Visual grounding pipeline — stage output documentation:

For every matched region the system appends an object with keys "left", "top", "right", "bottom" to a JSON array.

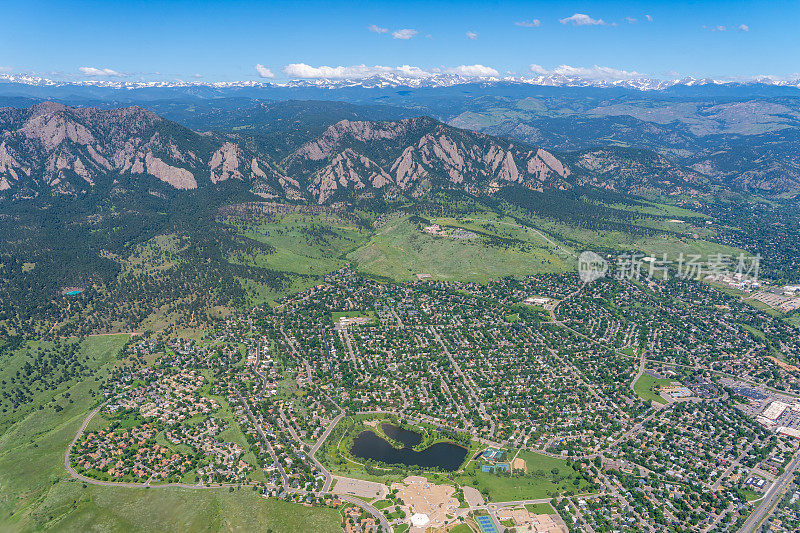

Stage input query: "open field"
[
  {"left": 343, "top": 200, "right": 749, "bottom": 287},
  {"left": 331, "top": 310, "right": 377, "bottom": 322},
  {"left": 632, "top": 374, "right": 673, "bottom": 405},
  {"left": 0, "top": 335, "right": 338, "bottom": 532},
  {"left": 226, "top": 212, "right": 369, "bottom": 276},
  {"left": 220, "top": 211, "right": 370, "bottom": 306},
  {"left": 348, "top": 215, "right": 572, "bottom": 283},
  {"left": 454, "top": 450, "right": 590, "bottom": 502}
]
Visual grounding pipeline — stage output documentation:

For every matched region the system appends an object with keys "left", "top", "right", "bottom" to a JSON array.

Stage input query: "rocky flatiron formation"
[
  {"left": 0, "top": 105, "right": 576, "bottom": 203},
  {"left": 0, "top": 102, "right": 297, "bottom": 198},
  {"left": 287, "top": 117, "right": 572, "bottom": 203},
  {"left": 1, "top": 102, "right": 718, "bottom": 204}
]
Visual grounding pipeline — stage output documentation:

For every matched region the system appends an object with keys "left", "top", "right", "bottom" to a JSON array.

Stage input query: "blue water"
[
  {"left": 65, "top": 290, "right": 82, "bottom": 296},
  {"left": 350, "top": 425, "right": 468, "bottom": 471}
]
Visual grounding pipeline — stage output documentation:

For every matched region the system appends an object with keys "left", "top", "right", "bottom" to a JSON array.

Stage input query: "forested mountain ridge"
[
  {"left": 3, "top": 79, "right": 800, "bottom": 197},
  {"left": 0, "top": 102, "right": 298, "bottom": 199},
  {"left": 0, "top": 103, "right": 716, "bottom": 205}
]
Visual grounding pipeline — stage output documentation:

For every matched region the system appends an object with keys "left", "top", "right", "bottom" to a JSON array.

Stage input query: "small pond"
[{"left": 350, "top": 423, "right": 467, "bottom": 471}]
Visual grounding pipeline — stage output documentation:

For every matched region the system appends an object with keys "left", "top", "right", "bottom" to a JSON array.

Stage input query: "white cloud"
[
  {"left": 368, "top": 24, "right": 388, "bottom": 34},
  {"left": 254, "top": 64, "right": 275, "bottom": 78},
  {"left": 559, "top": 13, "right": 606, "bottom": 26},
  {"left": 624, "top": 16, "right": 637, "bottom": 24},
  {"left": 392, "top": 28, "right": 418, "bottom": 40},
  {"left": 443, "top": 64, "right": 498, "bottom": 77},
  {"left": 705, "top": 24, "right": 748, "bottom": 32},
  {"left": 282, "top": 63, "right": 429, "bottom": 79},
  {"left": 192, "top": 73, "right": 203, "bottom": 78},
  {"left": 465, "top": 31, "right": 478, "bottom": 40},
  {"left": 281, "top": 63, "right": 498, "bottom": 80},
  {"left": 530, "top": 64, "right": 645, "bottom": 81},
  {"left": 78, "top": 67, "right": 121, "bottom": 77},
  {"left": 645, "top": 14, "right": 653, "bottom": 22},
  {"left": 515, "top": 19, "right": 541, "bottom": 28}
]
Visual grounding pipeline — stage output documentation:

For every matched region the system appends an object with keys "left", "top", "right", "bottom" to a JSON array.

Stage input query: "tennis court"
[{"left": 476, "top": 514, "right": 498, "bottom": 533}]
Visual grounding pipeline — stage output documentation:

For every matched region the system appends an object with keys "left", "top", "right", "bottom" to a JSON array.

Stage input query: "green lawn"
[
  {"left": 372, "top": 499, "right": 392, "bottom": 509},
  {"left": 633, "top": 373, "right": 673, "bottom": 405},
  {"left": 449, "top": 524, "right": 474, "bottom": 533},
  {"left": 454, "top": 450, "right": 590, "bottom": 502},
  {"left": 331, "top": 310, "right": 376, "bottom": 323},
  {"left": 0, "top": 335, "right": 338, "bottom": 532},
  {"left": 525, "top": 502, "right": 557, "bottom": 514},
  {"left": 741, "top": 489, "right": 763, "bottom": 502}
]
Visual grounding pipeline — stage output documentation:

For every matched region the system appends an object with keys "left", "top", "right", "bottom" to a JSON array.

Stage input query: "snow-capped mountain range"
[{"left": 2, "top": 72, "right": 799, "bottom": 92}]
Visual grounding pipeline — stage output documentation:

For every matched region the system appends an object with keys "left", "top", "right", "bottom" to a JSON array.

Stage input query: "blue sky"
[{"left": 1, "top": 0, "right": 798, "bottom": 82}]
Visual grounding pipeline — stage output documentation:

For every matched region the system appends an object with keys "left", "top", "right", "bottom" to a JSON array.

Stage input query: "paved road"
[
  {"left": 338, "top": 494, "right": 392, "bottom": 532},
  {"left": 739, "top": 449, "right": 800, "bottom": 532},
  {"left": 236, "top": 391, "right": 290, "bottom": 486},
  {"left": 390, "top": 307, "right": 405, "bottom": 328},
  {"left": 429, "top": 326, "right": 496, "bottom": 436},
  {"left": 251, "top": 341, "right": 269, "bottom": 394},
  {"left": 713, "top": 442, "right": 754, "bottom": 491},
  {"left": 310, "top": 412, "right": 344, "bottom": 493},
  {"left": 568, "top": 498, "right": 597, "bottom": 533}
]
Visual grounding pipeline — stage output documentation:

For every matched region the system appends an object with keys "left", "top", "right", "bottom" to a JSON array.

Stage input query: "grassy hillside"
[
  {"left": 348, "top": 215, "right": 573, "bottom": 283},
  {"left": 216, "top": 198, "right": 751, "bottom": 290},
  {"left": 0, "top": 335, "right": 339, "bottom": 533},
  {"left": 225, "top": 212, "right": 369, "bottom": 276},
  {"left": 2, "top": 192, "right": 762, "bottom": 340}
]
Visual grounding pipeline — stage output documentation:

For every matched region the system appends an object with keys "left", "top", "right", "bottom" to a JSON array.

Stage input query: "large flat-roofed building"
[
  {"left": 763, "top": 401, "right": 791, "bottom": 421},
  {"left": 778, "top": 426, "right": 800, "bottom": 439}
]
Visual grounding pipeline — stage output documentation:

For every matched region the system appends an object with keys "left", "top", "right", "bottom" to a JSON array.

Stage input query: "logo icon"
[{"left": 578, "top": 251, "right": 608, "bottom": 283}]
